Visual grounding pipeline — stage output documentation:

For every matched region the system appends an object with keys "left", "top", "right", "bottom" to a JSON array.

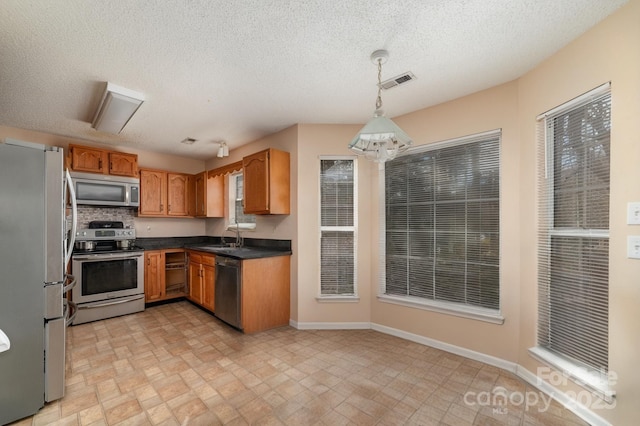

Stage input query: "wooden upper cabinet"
[
  {"left": 167, "top": 173, "right": 190, "bottom": 216},
  {"left": 243, "top": 148, "right": 290, "bottom": 214},
  {"left": 139, "top": 169, "right": 193, "bottom": 217},
  {"left": 139, "top": 169, "right": 167, "bottom": 216},
  {"left": 69, "top": 144, "right": 138, "bottom": 177},
  {"left": 194, "top": 171, "right": 207, "bottom": 217},
  {"left": 191, "top": 170, "right": 224, "bottom": 218},
  {"left": 109, "top": 152, "right": 138, "bottom": 177},
  {"left": 69, "top": 144, "right": 108, "bottom": 174}
]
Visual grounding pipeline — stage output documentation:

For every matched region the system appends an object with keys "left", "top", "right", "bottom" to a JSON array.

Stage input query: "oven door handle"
[
  {"left": 72, "top": 253, "right": 144, "bottom": 261},
  {"left": 76, "top": 294, "right": 145, "bottom": 309}
]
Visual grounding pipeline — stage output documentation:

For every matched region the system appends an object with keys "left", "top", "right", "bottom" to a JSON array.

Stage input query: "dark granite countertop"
[
  {"left": 135, "top": 236, "right": 292, "bottom": 260},
  {"left": 186, "top": 245, "right": 291, "bottom": 260}
]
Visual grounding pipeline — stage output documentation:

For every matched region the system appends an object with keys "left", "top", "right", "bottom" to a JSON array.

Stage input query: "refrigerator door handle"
[
  {"left": 65, "top": 300, "right": 77, "bottom": 327},
  {"left": 64, "top": 169, "right": 77, "bottom": 269},
  {"left": 63, "top": 274, "right": 76, "bottom": 293}
]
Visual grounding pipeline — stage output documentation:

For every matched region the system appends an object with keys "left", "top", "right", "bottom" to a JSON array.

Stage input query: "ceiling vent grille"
[{"left": 380, "top": 72, "right": 416, "bottom": 90}]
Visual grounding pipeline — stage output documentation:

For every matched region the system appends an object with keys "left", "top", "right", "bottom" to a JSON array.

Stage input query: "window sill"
[
  {"left": 377, "top": 294, "right": 504, "bottom": 324},
  {"left": 316, "top": 295, "right": 360, "bottom": 303},
  {"left": 226, "top": 223, "right": 256, "bottom": 231},
  {"left": 528, "top": 346, "right": 615, "bottom": 403}
]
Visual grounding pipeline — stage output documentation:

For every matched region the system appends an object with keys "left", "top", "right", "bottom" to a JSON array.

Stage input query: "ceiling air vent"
[{"left": 380, "top": 71, "right": 416, "bottom": 90}]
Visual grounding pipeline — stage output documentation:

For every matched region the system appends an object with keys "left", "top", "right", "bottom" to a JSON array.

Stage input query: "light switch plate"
[
  {"left": 627, "top": 202, "right": 640, "bottom": 224},
  {"left": 627, "top": 236, "right": 640, "bottom": 259}
]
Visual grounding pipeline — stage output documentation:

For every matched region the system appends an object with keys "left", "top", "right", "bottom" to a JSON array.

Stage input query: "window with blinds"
[
  {"left": 320, "top": 158, "right": 356, "bottom": 296},
  {"left": 229, "top": 172, "right": 256, "bottom": 228},
  {"left": 383, "top": 131, "right": 500, "bottom": 313},
  {"left": 536, "top": 85, "right": 611, "bottom": 375}
]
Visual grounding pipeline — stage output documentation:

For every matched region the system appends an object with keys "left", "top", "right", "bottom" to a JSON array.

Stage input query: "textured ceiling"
[{"left": 0, "top": 0, "right": 628, "bottom": 160}]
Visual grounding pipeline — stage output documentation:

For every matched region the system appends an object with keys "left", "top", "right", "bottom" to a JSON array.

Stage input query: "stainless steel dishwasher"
[{"left": 214, "top": 256, "right": 242, "bottom": 330}]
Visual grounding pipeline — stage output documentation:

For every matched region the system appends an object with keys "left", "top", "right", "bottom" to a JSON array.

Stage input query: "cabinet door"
[
  {"left": 70, "top": 145, "right": 107, "bottom": 174},
  {"left": 139, "top": 169, "right": 167, "bottom": 216},
  {"left": 194, "top": 171, "right": 206, "bottom": 217},
  {"left": 188, "top": 262, "right": 202, "bottom": 304},
  {"left": 144, "top": 251, "right": 164, "bottom": 302},
  {"left": 187, "top": 174, "right": 196, "bottom": 217},
  {"left": 109, "top": 152, "right": 138, "bottom": 177},
  {"left": 243, "top": 150, "right": 270, "bottom": 214},
  {"left": 206, "top": 173, "right": 225, "bottom": 217},
  {"left": 202, "top": 263, "right": 215, "bottom": 311},
  {"left": 242, "top": 149, "right": 290, "bottom": 215},
  {"left": 167, "top": 173, "right": 189, "bottom": 216}
]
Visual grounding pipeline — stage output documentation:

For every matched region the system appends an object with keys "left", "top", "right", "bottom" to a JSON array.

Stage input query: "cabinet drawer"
[
  {"left": 188, "top": 252, "right": 202, "bottom": 264},
  {"left": 201, "top": 254, "right": 215, "bottom": 266}
]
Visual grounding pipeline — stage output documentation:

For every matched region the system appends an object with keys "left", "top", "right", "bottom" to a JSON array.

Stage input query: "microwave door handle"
[{"left": 64, "top": 169, "right": 78, "bottom": 269}]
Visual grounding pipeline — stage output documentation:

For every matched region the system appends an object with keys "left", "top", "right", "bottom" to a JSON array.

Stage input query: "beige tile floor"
[{"left": 11, "top": 301, "right": 589, "bottom": 426}]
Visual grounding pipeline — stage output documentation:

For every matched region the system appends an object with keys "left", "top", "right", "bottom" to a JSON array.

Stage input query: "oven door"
[{"left": 72, "top": 251, "right": 144, "bottom": 304}]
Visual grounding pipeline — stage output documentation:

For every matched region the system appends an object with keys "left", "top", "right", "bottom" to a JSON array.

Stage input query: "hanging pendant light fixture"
[{"left": 348, "top": 49, "right": 413, "bottom": 163}]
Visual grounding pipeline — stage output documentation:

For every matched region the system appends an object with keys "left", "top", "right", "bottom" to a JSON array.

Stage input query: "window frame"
[
  {"left": 377, "top": 130, "right": 503, "bottom": 324},
  {"left": 531, "top": 83, "right": 614, "bottom": 401},
  {"left": 227, "top": 171, "right": 256, "bottom": 231},
  {"left": 317, "top": 156, "right": 359, "bottom": 301}
]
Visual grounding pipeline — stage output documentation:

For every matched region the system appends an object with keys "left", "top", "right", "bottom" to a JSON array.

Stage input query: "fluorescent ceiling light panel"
[{"left": 92, "top": 82, "right": 144, "bottom": 134}]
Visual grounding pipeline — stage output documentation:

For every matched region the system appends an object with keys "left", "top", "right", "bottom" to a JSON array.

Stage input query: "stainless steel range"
[{"left": 71, "top": 221, "right": 144, "bottom": 325}]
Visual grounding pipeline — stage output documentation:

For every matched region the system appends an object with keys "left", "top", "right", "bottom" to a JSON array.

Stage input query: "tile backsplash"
[{"left": 76, "top": 206, "right": 136, "bottom": 229}]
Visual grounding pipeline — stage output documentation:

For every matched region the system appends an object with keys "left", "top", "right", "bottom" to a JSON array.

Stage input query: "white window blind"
[
  {"left": 383, "top": 131, "right": 500, "bottom": 312},
  {"left": 536, "top": 85, "right": 611, "bottom": 374},
  {"left": 228, "top": 173, "right": 255, "bottom": 229},
  {"left": 320, "top": 158, "right": 356, "bottom": 296}
]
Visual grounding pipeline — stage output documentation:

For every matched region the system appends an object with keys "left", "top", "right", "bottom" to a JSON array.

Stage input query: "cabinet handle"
[
  {"left": 147, "top": 258, "right": 150, "bottom": 266},
  {"left": 99, "top": 158, "right": 103, "bottom": 169}
]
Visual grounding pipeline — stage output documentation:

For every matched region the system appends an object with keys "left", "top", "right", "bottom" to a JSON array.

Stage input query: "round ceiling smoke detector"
[{"left": 370, "top": 49, "right": 389, "bottom": 65}]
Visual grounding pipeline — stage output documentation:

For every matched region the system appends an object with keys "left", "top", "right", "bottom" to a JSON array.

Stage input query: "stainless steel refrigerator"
[{"left": 0, "top": 139, "right": 77, "bottom": 425}]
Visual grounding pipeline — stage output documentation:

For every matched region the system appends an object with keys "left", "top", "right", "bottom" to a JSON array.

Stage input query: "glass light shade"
[{"left": 348, "top": 109, "right": 412, "bottom": 163}]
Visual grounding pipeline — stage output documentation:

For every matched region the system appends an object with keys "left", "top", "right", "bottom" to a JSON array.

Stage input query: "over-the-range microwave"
[{"left": 70, "top": 171, "right": 139, "bottom": 207}]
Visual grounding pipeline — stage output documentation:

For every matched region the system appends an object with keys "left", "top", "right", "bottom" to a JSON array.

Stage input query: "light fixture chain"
[{"left": 375, "top": 59, "right": 383, "bottom": 110}]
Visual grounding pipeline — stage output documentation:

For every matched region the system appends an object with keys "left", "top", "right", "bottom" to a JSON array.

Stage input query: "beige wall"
[
  {"left": 295, "top": 123, "right": 373, "bottom": 324},
  {"left": 370, "top": 81, "right": 522, "bottom": 362},
  {"left": 516, "top": 1, "right": 640, "bottom": 423},
  {"left": 362, "top": 1, "right": 639, "bottom": 423}
]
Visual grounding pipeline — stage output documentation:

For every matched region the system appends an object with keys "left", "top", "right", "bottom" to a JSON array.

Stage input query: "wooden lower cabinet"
[
  {"left": 144, "top": 249, "right": 187, "bottom": 302},
  {"left": 144, "top": 251, "right": 164, "bottom": 302},
  {"left": 242, "top": 255, "right": 290, "bottom": 333},
  {"left": 185, "top": 250, "right": 290, "bottom": 333},
  {"left": 187, "top": 251, "right": 215, "bottom": 311}
]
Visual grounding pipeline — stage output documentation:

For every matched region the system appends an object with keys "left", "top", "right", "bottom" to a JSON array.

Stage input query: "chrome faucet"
[
  {"left": 234, "top": 225, "right": 243, "bottom": 248},
  {"left": 224, "top": 225, "right": 243, "bottom": 248}
]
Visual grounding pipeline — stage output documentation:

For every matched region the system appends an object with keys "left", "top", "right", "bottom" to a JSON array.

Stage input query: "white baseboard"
[
  {"left": 289, "top": 319, "right": 371, "bottom": 330},
  {"left": 290, "top": 319, "right": 611, "bottom": 426},
  {"left": 515, "top": 366, "right": 611, "bottom": 426},
  {"left": 370, "top": 323, "right": 518, "bottom": 373}
]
